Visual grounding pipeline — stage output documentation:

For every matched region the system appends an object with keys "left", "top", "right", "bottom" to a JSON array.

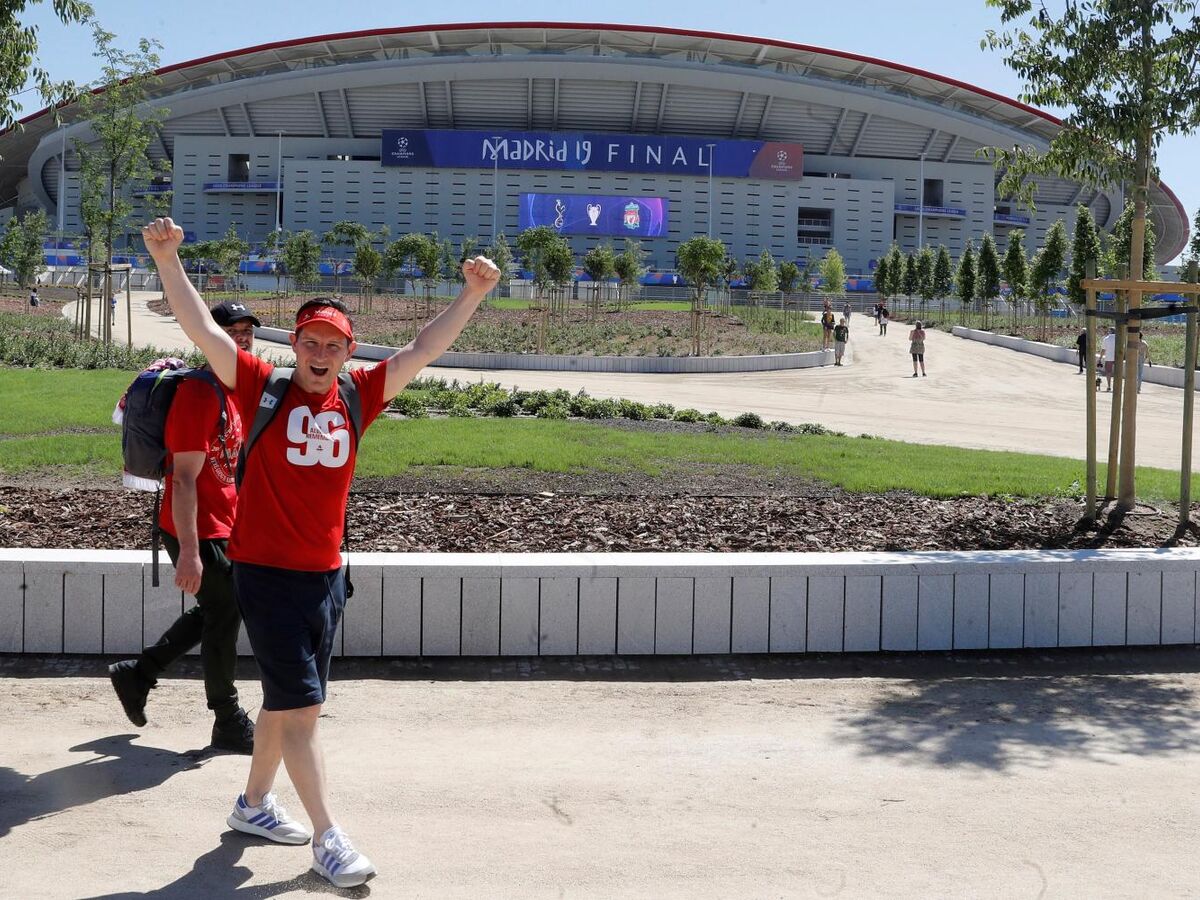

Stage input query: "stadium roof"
[{"left": 3, "top": 22, "right": 1188, "bottom": 260}]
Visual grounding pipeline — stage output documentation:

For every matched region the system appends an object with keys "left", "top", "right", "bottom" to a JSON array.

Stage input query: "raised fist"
[
  {"left": 141, "top": 217, "right": 185, "bottom": 259},
  {"left": 461, "top": 255, "right": 501, "bottom": 294}
]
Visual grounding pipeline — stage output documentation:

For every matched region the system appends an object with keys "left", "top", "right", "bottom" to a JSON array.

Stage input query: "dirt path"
[
  {"left": 3, "top": 651, "right": 1200, "bottom": 898},
  {"left": 109, "top": 296, "right": 1200, "bottom": 470}
]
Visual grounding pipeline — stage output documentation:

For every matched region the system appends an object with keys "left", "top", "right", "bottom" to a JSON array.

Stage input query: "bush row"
[
  {"left": 0, "top": 329, "right": 204, "bottom": 370},
  {"left": 389, "top": 378, "right": 845, "bottom": 435}
]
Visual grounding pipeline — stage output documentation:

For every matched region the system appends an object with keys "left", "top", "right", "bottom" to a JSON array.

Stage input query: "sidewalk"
[{"left": 4, "top": 652, "right": 1200, "bottom": 898}]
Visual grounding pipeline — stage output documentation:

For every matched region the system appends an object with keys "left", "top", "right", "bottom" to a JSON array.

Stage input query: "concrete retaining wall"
[
  {"left": 3, "top": 548, "right": 1198, "bottom": 656},
  {"left": 952, "top": 326, "right": 1189, "bottom": 388},
  {"left": 256, "top": 327, "right": 833, "bottom": 373}
]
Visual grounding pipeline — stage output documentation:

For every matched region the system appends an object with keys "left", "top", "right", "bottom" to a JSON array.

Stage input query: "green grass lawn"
[
  {"left": 0, "top": 367, "right": 1191, "bottom": 501},
  {"left": 485, "top": 297, "right": 692, "bottom": 312}
]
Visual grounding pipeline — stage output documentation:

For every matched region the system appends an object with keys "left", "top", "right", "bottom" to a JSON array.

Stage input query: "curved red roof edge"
[{"left": 16, "top": 21, "right": 1061, "bottom": 130}]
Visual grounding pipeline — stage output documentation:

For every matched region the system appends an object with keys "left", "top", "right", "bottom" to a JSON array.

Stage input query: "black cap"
[{"left": 210, "top": 301, "right": 261, "bottom": 328}]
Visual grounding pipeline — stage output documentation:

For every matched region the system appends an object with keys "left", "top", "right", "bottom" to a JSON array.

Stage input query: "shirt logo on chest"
[{"left": 285, "top": 407, "right": 350, "bottom": 468}]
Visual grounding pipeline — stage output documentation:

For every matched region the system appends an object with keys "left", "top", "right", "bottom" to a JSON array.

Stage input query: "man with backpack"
[
  {"left": 141, "top": 216, "right": 500, "bottom": 889},
  {"left": 108, "top": 301, "right": 262, "bottom": 755}
]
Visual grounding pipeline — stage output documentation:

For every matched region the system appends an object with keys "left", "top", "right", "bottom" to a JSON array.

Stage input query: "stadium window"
[
  {"left": 227, "top": 154, "right": 250, "bottom": 183},
  {"left": 923, "top": 179, "right": 944, "bottom": 207}
]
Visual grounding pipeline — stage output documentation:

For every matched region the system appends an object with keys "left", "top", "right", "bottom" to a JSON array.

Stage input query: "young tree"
[
  {"left": 1, "top": 1, "right": 93, "bottom": 133},
  {"left": 873, "top": 253, "right": 891, "bottom": 304},
  {"left": 1109, "top": 199, "right": 1157, "bottom": 281},
  {"left": 282, "top": 229, "right": 320, "bottom": 296},
  {"left": 902, "top": 251, "right": 919, "bottom": 315},
  {"left": 581, "top": 242, "right": 617, "bottom": 313},
  {"left": 385, "top": 233, "right": 430, "bottom": 297},
  {"left": 1030, "top": 221, "right": 1069, "bottom": 341},
  {"left": 984, "top": 0, "right": 1200, "bottom": 510},
  {"left": 885, "top": 244, "right": 906, "bottom": 302},
  {"left": 76, "top": 24, "right": 169, "bottom": 343},
  {"left": 213, "top": 225, "right": 249, "bottom": 298},
  {"left": 262, "top": 228, "right": 287, "bottom": 295},
  {"left": 485, "top": 232, "right": 514, "bottom": 285},
  {"left": 322, "top": 221, "right": 369, "bottom": 296},
  {"left": 1002, "top": 229, "right": 1030, "bottom": 326},
  {"left": 1067, "top": 207, "right": 1103, "bottom": 308},
  {"left": 820, "top": 248, "right": 847, "bottom": 298},
  {"left": 613, "top": 238, "right": 647, "bottom": 307},
  {"left": 676, "top": 236, "right": 727, "bottom": 355},
  {"left": 353, "top": 243, "right": 383, "bottom": 312},
  {"left": 414, "top": 231, "right": 445, "bottom": 309},
  {"left": 955, "top": 242, "right": 977, "bottom": 326},
  {"left": 0, "top": 208, "right": 48, "bottom": 291},
  {"left": 753, "top": 249, "right": 779, "bottom": 293},
  {"left": 779, "top": 260, "right": 800, "bottom": 293},
  {"left": 516, "top": 225, "right": 570, "bottom": 301},
  {"left": 916, "top": 246, "right": 935, "bottom": 319},
  {"left": 1188, "top": 206, "right": 1200, "bottom": 266},
  {"left": 933, "top": 245, "right": 954, "bottom": 323},
  {"left": 976, "top": 233, "right": 1002, "bottom": 330}
]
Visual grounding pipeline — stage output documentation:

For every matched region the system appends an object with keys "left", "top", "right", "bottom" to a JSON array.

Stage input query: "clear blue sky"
[{"left": 17, "top": 0, "right": 1199, "bottom": 261}]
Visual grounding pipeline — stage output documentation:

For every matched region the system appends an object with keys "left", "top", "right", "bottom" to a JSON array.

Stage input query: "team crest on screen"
[{"left": 623, "top": 202, "right": 640, "bottom": 230}]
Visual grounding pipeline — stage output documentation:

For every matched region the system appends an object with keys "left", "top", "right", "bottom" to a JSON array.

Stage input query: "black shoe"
[
  {"left": 211, "top": 708, "right": 255, "bottom": 754},
  {"left": 108, "top": 659, "right": 150, "bottom": 727}
]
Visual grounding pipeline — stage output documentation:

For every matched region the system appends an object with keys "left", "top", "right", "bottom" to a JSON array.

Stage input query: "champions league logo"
[
  {"left": 391, "top": 136, "right": 415, "bottom": 162},
  {"left": 769, "top": 148, "right": 795, "bottom": 175},
  {"left": 623, "top": 202, "right": 641, "bottom": 230}
]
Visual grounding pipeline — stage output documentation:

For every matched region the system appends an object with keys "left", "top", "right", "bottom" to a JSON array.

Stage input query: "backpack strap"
[
  {"left": 235, "top": 367, "right": 294, "bottom": 489},
  {"left": 335, "top": 372, "right": 362, "bottom": 599}
]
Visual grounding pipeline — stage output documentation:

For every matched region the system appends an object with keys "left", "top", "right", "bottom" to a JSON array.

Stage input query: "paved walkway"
[
  {"left": 5, "top": 652, "right": 1200, "bottom": 898},
  {"left": 110, "top": 294, "right": 1199, "bottom": 471}
]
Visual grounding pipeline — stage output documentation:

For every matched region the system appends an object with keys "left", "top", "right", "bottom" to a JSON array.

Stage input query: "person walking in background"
[
  {"left": 842, "top": 299, "right": 853, "bottom": 325},
  {"left": 1099, "top": 326, "right": 1117, "bottom": 391},
  {"left": 109, "top": 302, "right": 262, "bottom": 755},
  {"left": 1135, "top": 336, "right": 1153, "bottom": 393},
  {"left": 909, "top": 320, "right": 927, "bottom": 377},
  {"left": 833, "top": 317, "right": 849, "bottom": 366},
  {"left": 1075, "top": 327, "right": 1088, "bottom": 374},
  {"left": 878, "top": 303, "right": 889, "bottom": 336},
  {"left": 820, "top": 301, "right": 836, "bottom": 350},
  {"left": 28, "top": 286, "right": 39, "bottom": 308}
]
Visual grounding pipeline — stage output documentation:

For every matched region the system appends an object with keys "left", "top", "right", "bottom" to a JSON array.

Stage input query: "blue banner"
[
  {"left": 519, "top": 193, "right": 669, "bottom": 238},
  {"left": 895, "top": 203, "right": 968, "bottom": 218},
  {"left": 203, "top": 181, "right": 280, "bottom": 193},
  {"left": 383, "top": 129, "right": 802, "bottom": 180}
]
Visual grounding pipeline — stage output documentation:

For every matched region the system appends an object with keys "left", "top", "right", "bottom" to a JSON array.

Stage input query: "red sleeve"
[
  {"left": 164, "top": 379, "right": 221, "bottom": 453},
  {"left": 234, "top": 348, "right": 273, "bottom": 423},
  {"left": 350, "top": 361, "right": 390, "bottom": 432}
]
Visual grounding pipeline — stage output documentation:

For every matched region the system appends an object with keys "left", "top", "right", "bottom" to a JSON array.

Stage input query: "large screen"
[
  {"left": 518, "top": 193, "right": 669, "bottom": 238},
  {"left": 382, "top": 129, "right": 802, "bottom": 180}
]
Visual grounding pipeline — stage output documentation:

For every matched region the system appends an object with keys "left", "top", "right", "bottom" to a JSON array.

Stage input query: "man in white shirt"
[{"left": 1098, "top": 326, "right": 1118, "bottom": 391}]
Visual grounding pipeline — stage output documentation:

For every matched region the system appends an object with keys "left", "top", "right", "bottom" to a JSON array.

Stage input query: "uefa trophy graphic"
[{"left": 586, "top": 202, "right": 602, "bottom": 226}]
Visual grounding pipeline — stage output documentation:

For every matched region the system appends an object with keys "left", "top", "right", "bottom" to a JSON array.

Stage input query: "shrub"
[
  {"left": 483, "top": 394, "right": 520, "bottom": 417},
  {"left": 521, "top": 390, "right": 553, "bottom": 414},
  {"left": 390, "top": 392, "right": 428, "bottom": 418},
  {"left": 703, "top": 411, "right": 727, "bottom": 426},
  {"left": 732, "top": 411, "right": 765, "bottom": 429},
  {"left": 650, "top": 402, "right": 675, "bottom": 419},
  {"left": 769, "top": 420, "right": 796, "bottom": 433},
  {"left": 536, "top": 400, "right": 570, "bottom": 419},
  {"left": 673, "top": 408, "right": 703, "bottom": 423},
  {"left": 618, "top": 398, "right": 652, "bottom": 421}
]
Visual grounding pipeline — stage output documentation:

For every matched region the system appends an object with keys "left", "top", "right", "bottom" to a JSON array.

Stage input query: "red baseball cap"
[{"left": 295, "top": 305, "right": 354, "bottom": 342}]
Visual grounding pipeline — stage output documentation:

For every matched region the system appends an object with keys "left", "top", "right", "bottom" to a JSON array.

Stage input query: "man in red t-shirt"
[
  {"left": 108, "top": 302, "right": 260, "bottom": 754},
  {"left": 142, "top": 216, "right": 499, "bottom": 890}
]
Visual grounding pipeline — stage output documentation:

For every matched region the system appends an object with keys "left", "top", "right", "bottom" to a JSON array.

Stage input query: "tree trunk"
[{"left": 1117, "top": 123, "right": 1153, "bottom": 511}]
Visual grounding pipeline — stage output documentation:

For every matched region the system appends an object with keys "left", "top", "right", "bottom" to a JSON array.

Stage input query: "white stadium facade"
[{"left": 0, "top": 21, "right": 1189, "bottom": 278}]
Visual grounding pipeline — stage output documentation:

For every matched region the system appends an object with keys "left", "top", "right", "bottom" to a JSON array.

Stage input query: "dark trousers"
[{"left": 137, "top": 533, "right": 241, "bottom": 719}]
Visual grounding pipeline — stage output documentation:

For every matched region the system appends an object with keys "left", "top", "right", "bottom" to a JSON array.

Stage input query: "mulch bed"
[{"left": 2, "top": 480, "right": 1195, "bottom": 553}]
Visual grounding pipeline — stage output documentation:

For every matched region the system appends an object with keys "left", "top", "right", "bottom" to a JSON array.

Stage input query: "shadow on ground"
[
  {"left": 837, "top": 670, "right": 1200, "bottom": 771},
  {"left": 0, "top": 734, "right": 211, "bottom": 840},
  {"left": 78, "top": 832, "right": 371, "bottom": 899}
]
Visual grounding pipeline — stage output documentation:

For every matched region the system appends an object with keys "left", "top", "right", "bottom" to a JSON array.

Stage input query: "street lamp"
[
  {"left": 492, "top": 135, "right": 504, "bottom": 244},
  {"left": 918, "top": 152, "right": 926, "bottom": 248},
  {"left": 705, "top": 143, "right": 717, "bottom": 238},
  {"left": 275, "top": 130, "right": 284, "bottom": 231}
]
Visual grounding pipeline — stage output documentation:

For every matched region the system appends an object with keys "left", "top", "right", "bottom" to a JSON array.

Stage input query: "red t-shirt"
[
  {"left": 227, "top": 349, "right": 388, "bottom": 572},
  {"left": 160, "top": 375, "right": 243, "bottom": 540}
]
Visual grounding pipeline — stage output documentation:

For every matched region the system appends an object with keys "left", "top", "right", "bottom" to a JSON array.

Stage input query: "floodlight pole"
[
  {"left": 275, "top": 130, "right": 284, "bottom": 230},
  {"left": 1181, "top": 259, "right": 1199, "bottom": 528},
  {"left": 705, "top": 143, "right": 716, "bottom": 238},
  {"left": 917, "top": 153, "right": 925, "bottom": 248},
  {"left": 1085, "top": 261, "right": 1098, "bottom": 521},
  {"left": 492, "top": 136, "right": 503, "bottom": 244}
]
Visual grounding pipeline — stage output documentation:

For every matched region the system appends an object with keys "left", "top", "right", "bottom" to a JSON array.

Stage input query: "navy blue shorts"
[{"left": 231, "top": 562, "right": 346, "bottom": 711}]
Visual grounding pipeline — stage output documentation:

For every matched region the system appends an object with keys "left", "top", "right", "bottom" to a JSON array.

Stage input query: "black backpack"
[
  {"left": 119, "top": 363, "right": 233, "bottom": 585},
  {"left": 237, "top": 367, "right": 364, "bottom": 595}
]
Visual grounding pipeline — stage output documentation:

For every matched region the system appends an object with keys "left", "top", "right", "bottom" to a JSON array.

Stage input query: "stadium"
[{"left": 0, "top": 21, "right": 1189, "bottom": 278}]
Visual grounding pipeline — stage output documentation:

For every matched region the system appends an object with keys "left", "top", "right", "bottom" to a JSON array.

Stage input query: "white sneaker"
[
  {"left": 227, "top": 792, "right": 312, "bottom": 845},
  {"left": 312, "top": 826, "right": 377, "bottom": 888}
]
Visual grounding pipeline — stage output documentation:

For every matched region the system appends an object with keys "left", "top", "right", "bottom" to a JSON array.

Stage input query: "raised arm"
[
  {"left": 142, "top": 218, "right": 238, "bottom": 388},
  {"left": 382, "top": 255, "right": 500, "bottom": 400}
]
